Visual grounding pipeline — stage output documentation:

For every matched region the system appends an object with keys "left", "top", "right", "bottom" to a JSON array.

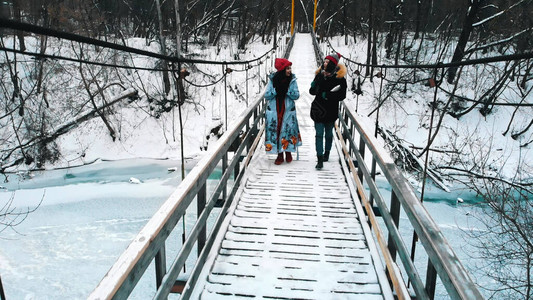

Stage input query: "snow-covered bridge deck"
[
  {"left": 193, "top": 128, "right": 392, "bottom": 299},
  {"left": 190, "top": 34, "right": 392, "bottom": 299}
]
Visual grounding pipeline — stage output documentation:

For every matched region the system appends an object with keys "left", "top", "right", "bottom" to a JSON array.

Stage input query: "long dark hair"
[{"left": 272, "top": 70, "right": 290, "bottom": 97}]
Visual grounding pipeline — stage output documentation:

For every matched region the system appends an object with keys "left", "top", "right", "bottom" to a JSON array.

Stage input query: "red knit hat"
[
  {"left": 325, "top": 52, "right": 342, "bottom": 66},
  {"left": 275, "top": 58, "right": 292, "bottom": 71}
]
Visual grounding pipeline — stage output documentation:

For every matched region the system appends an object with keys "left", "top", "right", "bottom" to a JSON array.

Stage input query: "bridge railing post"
[
  {"left": 358, "top": 135, "right": 366, "bottom": 183},
  {"left": 387, "top": 191, "right": 400, "bottom": 262},
  {"left": 0, "top": 275, "right": 5, "bottom": 300},
  {"left": 426, "top": 258, "right": 438, "bottom": 299},
  {"left": 155, "top": 246, "right": 167, "bottom": 288},
  {"left": 197, "top": 183, "right": 207, "bottom": 254},
  {"left": 223, "top": 154, "right": 228, "bottom": 201}
]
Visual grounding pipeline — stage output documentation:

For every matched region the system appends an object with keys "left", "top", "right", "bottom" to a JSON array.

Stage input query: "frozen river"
[
  {"left": 0, "top": 158, "right": 195, "bottom": 299},
  {"left": 0, "top": 159, "right": 489, "bottom": 299}
]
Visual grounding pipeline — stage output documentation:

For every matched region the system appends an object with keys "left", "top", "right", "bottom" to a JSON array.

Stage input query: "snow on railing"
[
  {"left": 335, "top": 101, "right": 484, "bottom": 300},
  {"left": 89, "top": 93, "right": 266, "bottom": 300}
]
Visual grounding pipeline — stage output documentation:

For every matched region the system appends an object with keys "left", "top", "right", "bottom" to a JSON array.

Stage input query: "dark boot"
[
  {"left": 285, "top": 152, "right": 293, "bottom": 163},
  {"left": 274, "top": 153, "right": 284, "bottom": 165},
  {"left": 315, "top": 155, "right": 324, "bottom": 170},
  {"left": 323, "top": 150, "right": 330, "bottom": 162}
]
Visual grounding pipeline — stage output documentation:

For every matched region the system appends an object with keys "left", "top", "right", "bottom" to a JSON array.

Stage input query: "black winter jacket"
[{"left": 309, "top": 64, "right": 347, "bottom": 123}]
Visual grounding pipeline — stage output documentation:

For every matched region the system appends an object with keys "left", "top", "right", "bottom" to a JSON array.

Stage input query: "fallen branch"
[
  {"left": 436, "top": 165, "right": 533, "bottom": 193},
  {"left": 381, "top": 128, "right": 451, "bottom": 192},
  {"left": 1, "top": 88, "right": 138, "bottom": 171}
]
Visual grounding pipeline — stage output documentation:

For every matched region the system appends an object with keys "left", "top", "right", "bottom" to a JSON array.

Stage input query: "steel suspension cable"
[
  {"left": 323, "top": 39, "right": 533, "bottom": 108},
  {"left": 0, "top": 18, "right": 274, "bottom": 66},
  {"left": 325, "top": 38, "right": 533, "bottom": 69}
]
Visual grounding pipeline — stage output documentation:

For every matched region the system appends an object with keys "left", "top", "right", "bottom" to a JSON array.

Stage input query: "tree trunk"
[
  {"left": 343, "top": 0, "right": 348, "bottom": 45},
  {"left": 395, "top": 22, "right": 404, "bottom": 65},
  {"left": 175, "top": 0, "right": 181, "bottom": 56},
  {"left": 13, "top": 0, "right": 25, "bottom": 52},
  {"left": 238, "top": 1, "right": 249, "bottom": 50},
  {"left": 447, "top": 0, "right": 481, "bottom": 84},
  {"left": 480, "top": 61, "right": 515, "bottom": 116},
  {"left": 1, "top": 38, "right": 23, "bottom": 107},
  {"left": 520, "top": 61, "right": 532, "bottom": 89},
  {"left": 372, "top": 28, "right": 378, "bottom": 70},
  {"left": 413, "top": 0, "right": 422, "bottom": 40},
  {"left": 36, "top": 34, "right": 48, "bottom": 95},
  {"left": 212, "top": 1, "right": 236, "bottom": 46},
  {"left": 273, "top": 0, "right": 279, "bottom": 48},
  {"left": 36, "top": 6, "right": 49, "bottom": 95},
  {"left": 2, "top": 89, "right": 138, "bottom": 171},
  {"left": 155, "top": 0, "right": 171, "bottom": 94},
  {"left": 260, "top": 5, "right": 274, "bottom": 44},
  {"left": 78, "top": 61, "right": 117, "bottom": 142},
  {"left": 352, "top": 14, "right": 357, "bottom": 44},
  {"left": 366, "top": 0, "right": 373, "bottom": 76}
]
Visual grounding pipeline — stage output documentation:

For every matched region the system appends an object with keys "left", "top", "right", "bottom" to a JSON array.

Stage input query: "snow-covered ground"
[{"left": 323, "top": 36, "right": 532, "bottom": 186}]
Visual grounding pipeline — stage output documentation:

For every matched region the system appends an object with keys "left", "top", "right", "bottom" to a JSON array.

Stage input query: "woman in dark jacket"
[{"left": 309, "top": 53, "right": 347, "bottom": 169}]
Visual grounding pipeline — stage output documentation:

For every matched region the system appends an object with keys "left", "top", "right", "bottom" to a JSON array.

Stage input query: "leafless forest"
[{"left": 1, "top": 1, "right": 532, "bottom": 298}]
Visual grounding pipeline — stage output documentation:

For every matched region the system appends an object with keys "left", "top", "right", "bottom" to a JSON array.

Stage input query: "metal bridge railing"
[
  {"left": 88, "top": 33, "right": 296, "bottom": 300},
  {"left": 335, "top": 101, "right": 484, "bottom": 300},
  {"left": 309, "top": 27, "right": 482, "bottom": 299},
  {"left": 89, "top": 95, "right": 266, "bottom": 300}
]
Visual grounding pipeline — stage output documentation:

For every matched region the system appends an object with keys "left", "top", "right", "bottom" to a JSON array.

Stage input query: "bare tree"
[
  {"left": 452, "top": 151, "right": 532, "bottom": 299},
  {"left": 447, "top": 0, "right": 531, "bottom": 84},
  {"left": 1, "top": 192, "right": 43, "bottom": 236}
]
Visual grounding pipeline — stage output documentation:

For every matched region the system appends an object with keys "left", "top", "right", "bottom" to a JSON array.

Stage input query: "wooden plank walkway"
[{"left": 191, "top": 34, "right": 393, "bottom": 300}]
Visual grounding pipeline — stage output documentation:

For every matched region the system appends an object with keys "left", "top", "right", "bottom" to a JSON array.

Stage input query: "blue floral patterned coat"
[{"left": 264, "top": 72, "right": 302, "bottom": 154}]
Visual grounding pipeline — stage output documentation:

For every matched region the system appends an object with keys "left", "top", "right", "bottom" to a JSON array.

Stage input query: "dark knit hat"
[
  {"left": 324, "top": 52, "right": 341, "bottom": 72},
  {"left": 275, "top": 58, "right": 292, "bottom": 71}
]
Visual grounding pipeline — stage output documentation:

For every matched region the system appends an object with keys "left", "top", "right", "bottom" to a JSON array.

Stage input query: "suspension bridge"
[
  {"left": 84, "top": 33, "right": 483, "bottom": 300},
  {"left": 8, "top": 14, "right": 531, "bottom": 300},
  {"left": 1, "top": 4, "right": 533, "bottom": 296}
]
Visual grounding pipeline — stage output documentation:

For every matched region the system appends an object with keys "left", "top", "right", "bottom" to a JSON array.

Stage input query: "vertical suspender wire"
[
  {"left": 246, "top": 62, "right": 249, "bottom": 106},
  {"left": 366, "top": 0, "right": 373, "bottom": 77},
  {"left": 374, "top": 66, "right": 384, "bottom": 138},
  {"left": 222, "top": 63, "right": 229, "bottom": 203},
  {"left": 258, "top": 58, "right": 261, "bottom": 93},
  {"left": 265, "top": 56, "right": 268, "bottom": 87},
  {"left": 370, "top": 66, "right": 385, "bottom": 208},
  {"left": 420, "top": 66, "right": 442, "bottom": 204},
  {"left": 408, "top": 63, "right": 443, "bottom": 287},
  {"left": 177, "top": 62, "right": 186, "bottom": 181},
  {"left": 355, "top": 66, "right": 362, "bottom": 112},
  {"left": 172, "top": 76, "right": 176, "bottom": 143},
  {"left": 271, "top": 48, "right": 273, "bottom": 73},
  {"left": 176, "top": 62, "right": 186, "bottom": 273},
  {"left": 224, "top": 63, "right": 228, "bottom": 130}
]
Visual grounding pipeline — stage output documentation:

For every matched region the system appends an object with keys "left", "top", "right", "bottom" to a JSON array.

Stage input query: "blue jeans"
[{"left": 314, "top": 122, "right": 334, "bottom": 156}]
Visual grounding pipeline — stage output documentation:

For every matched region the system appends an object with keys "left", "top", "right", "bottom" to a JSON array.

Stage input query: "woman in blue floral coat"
[{"left": 264, "top": 58, "right": 302, "bottom": 165}]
